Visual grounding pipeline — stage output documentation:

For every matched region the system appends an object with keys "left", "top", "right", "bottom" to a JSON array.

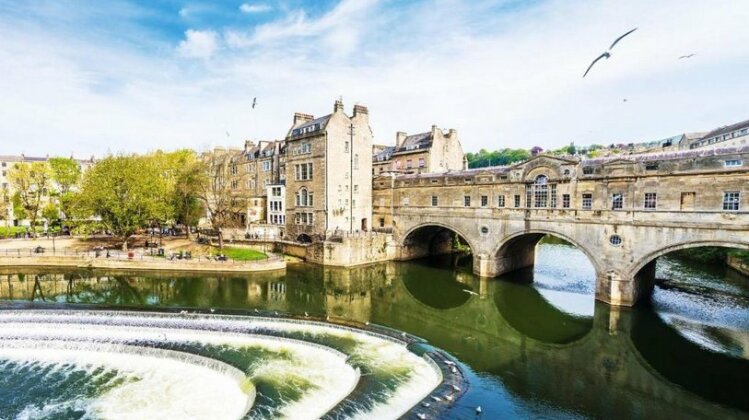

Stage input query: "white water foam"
[
  {"left": 0, "top": 322, "right": 359, "bottom": 420},
  {"left": 0, "top": 310, "right": 443, "bottom": 419},
  {"left": 0, "top": 340, "right": 251, "bottom": 420}
]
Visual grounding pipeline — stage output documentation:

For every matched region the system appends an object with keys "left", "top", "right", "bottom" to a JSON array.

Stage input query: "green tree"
[
  {"left": 11, "top": 192, "right": 25, "bottom": 222},
  {"left": 466, "top": 148, "right": 531, "bottom": 169},
  {"left": 42, "top": 202, "right": 60, "bottom": 225},
  {"left": 77, "top": 154, "right": 168, "bottom": 250},
  {"left": 0, "top": 184, "right": 9, "bottom": 228},
  {"left": 48, "top": 157, "right": 82, "bottom": 227},
  {"left": 171, "top": 152, "right": 206, "bottom": 239},
  {"left": 197, "top": 149, "right": 245, "bottom": 249},
  {"left": 8, "top": 161, "right": 51, "bottom": 235}
]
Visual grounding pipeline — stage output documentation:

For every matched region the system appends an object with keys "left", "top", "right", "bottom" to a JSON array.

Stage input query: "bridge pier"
[{"left": 595, "top": 260, "right": 656, "bottom": 307}]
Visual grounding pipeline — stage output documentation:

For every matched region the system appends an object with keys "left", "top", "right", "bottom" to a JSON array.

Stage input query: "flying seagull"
[
  {"left": 583, "top": 27, "right": 638, "bottom": 78},
  {"left": 252, "top": 97, "right": 257, "bottom": 109},
  {"left": 225, "top": 131, "right": 230, "bottom": 137},
  {"left": 678, "top": 53, "right": 696, "bottom": 59}
]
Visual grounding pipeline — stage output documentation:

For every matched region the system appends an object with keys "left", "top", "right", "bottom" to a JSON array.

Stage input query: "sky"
[{"left": 1, "top": 0, "right": 748, "bottom": 157}]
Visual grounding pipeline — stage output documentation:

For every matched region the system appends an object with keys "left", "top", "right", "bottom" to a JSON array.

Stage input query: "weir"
[{"left": 0, "top": 309, "right": 449, "bottom": 419}]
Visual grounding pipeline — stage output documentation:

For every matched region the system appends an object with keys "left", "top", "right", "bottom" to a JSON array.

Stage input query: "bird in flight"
[
  {"left": 252, "top": 97, "right": 257, "bottom": 109},
  {"left": 583, "top": 27, "right": 638, "bottom": 78},
  {"left": 225, "top": 131, "right": 230, "bottom": 137},
  {"left": 678, "top": 53, "right": 696, "bottom": 59}
]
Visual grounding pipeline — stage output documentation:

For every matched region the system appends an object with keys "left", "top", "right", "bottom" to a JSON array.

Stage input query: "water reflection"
[
  {"left": 654, "top": 255, "right": 749, "bottom": 360},
  {"left": 0, "top": 243, "right": 747, "bottom": 419}
]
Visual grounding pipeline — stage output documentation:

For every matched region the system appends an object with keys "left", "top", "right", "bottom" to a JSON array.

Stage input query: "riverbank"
[{"left": 0, "top": 254, "right": 286, "bottom": 273}]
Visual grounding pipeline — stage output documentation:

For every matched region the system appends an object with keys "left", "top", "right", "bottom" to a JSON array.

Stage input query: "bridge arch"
[
  {"left": 624, "top": 239, "right": 749, "bottom": 304},
  {"left": 627, "top": 239, "right": 749, "bottom": 280},
  {"left": 397, "top": 221, "right": 478, "bottom": 261},
  {"left": 490, "top": 229, "right": 605, "bottom": 279}
]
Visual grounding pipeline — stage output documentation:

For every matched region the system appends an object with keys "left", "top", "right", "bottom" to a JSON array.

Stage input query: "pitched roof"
[
  {"left": 374, "top": 146, "right": 395, "bottom": 162},
  {"left": 393, "top": 132, "right": 432, "bottom": 154},
  {"left": 289, "top": 114, "right": 331, "bottom": 138},
  {"left": 700, "top": 119, "right": 749, "bottom": 140},
  {"left": 582, "top": 144, "right": 749, "bottom": 165}
]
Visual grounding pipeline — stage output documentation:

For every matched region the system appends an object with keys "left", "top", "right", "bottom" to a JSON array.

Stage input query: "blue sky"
[{"left": 1, "top": 0, "right": 748, "bottom": 157}]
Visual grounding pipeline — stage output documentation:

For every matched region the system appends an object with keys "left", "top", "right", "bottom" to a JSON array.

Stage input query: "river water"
[{"left": 0, "top": 242, "right": 747, "bottom": 419}]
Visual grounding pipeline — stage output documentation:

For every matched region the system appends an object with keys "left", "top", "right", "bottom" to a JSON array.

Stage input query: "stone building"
[
  {"left": 229, "top": 140, "right": 286, "bottom": 226},
  {"left": 266, "top": 182, "right": 286, "bottom": 227},
  {"left": 685, "top": 119, "right": 749, "bottom": 150},
  {"left": 373, "top": 147, "right": 748, "bottom": 231},
  {"left": 372, "top": 125, "right": 466, "bottom": 175},
  {"left": 0, "top": 154, "right": 95, "bottom": 227},
  {"left": 284, "top": 100, "right": 373, "bottom": 242}
]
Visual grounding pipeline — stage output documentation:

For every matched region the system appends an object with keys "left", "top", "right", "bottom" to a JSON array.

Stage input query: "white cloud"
[
  {"left": 1, "top": 0, "right": 749, "bottom": 158},
  {"left": 239, "top": 3, "right": 272, "bottom": 14},
  {"left": 177, "top": 29, "right": 218, "bottom": 59},
  {"left": 228, "top": 0, "right": 378, "bottom": 53}
]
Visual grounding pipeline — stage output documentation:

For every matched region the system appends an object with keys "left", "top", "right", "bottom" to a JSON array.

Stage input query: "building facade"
[
  {"left": 372, "top": 125, "right": 466, "bottom": 175},
  {"left": 0, "top": 154, "right": 94, "bottom": 227},
  {"left": 229, "top": 140, "right": 286, "bottom": 226},
  {"left": 374, "top": 147, "right": 748, "bottom": 231},
  {"left": 266, "top": 183, "right": 286, "bottom": 227},
  {"left": 283, "top": 100, "right": 373, "bottom": 242},
  {"left": 685, "top": 119, "right": 749, "bottom": 150}
]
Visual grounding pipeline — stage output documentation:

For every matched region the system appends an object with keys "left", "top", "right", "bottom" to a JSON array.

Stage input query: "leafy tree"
[
  {"left": 77, "top": 154, "right": 168, "bottom": 250},
  {"left": 197, "top": 149, "right": 245, "bottom": 249},
  {"left": 0, "top": 184, "right": 9, "bottom": 228},
  {"left": 466, "top": 148, "right": 531, "bottom": 169},
  {"left": 171, "top": 152, "right": 206, "bottom": 239},
  {"left": 42, "top": 202, "right": 60, "bottom": 225},
  {"left": 48, "top": 157, "right": 81, "bottom": 226},
  {"left": 11, "top": 192, "right": 25, "bottom": 222},
  {"left": 8, "top": 161, "right": 51, "bottom": 235}
]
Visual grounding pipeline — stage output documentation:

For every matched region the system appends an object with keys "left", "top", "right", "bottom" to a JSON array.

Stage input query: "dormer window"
[{"left": 583, "top": 166, "right": 593, "bottom": 175}]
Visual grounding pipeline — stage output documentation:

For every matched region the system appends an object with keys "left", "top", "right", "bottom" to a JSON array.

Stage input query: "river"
[{"left": 0, "top": 241, "right": 747, "bottom": 419}]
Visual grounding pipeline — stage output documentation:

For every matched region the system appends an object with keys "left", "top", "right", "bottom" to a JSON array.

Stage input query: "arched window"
[
  {"left": 533, "top": 175, "right": 548, "bottom": 208},
  {"left": 296, "top": 188, "right": 312, "bottom": 207}
]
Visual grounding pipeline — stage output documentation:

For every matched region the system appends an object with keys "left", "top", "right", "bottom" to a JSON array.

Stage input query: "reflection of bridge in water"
[{"left": 0, "top": 264, "right": 746, "bottom": 418}]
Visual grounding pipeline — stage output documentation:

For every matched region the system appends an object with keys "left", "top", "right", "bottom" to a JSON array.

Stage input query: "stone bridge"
[{"left": 373, "top": 148, "right": 749, "bottom": 306}]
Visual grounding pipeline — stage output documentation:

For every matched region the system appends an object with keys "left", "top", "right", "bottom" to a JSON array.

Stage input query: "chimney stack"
[
  {"left": 334, "top": 99, "right": 344, "bottom": 113},
  {"left": 396, "top": 131, "right": 407, "bottom": 148},
  {"left": 244, "top": 140, "right": 255, "bottom": 152},
  {"left": 293, "top": 112, "right": 314, "bottom": 125},
  {"left": 353, "top": 104, "right": 368, "bottom": 119}
]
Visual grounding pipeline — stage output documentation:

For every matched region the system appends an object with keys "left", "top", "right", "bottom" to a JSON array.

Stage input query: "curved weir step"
[{"left": 0, "top": 309, "right": 456, "bottom": 419}]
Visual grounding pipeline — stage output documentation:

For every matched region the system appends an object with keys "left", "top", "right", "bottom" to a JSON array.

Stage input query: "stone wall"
[
  {"left": 304, "top": 233, "right": 394, "bottom": 267},
  {"left": 727, "top": 254, "right": 749, "bottom": 277}
]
